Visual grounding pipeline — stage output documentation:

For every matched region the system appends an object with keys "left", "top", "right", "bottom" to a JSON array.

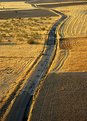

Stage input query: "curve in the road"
[
  {"left": 5, "top": 9, "right": 67, "bottom": 121},
  {"left": 2, "top": 1, "right": 85, "bottom": 120}
]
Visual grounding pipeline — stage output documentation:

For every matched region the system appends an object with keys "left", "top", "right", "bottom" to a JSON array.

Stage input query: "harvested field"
[
  {"left": 0, "top": 2, "right": 34, "bottom": 11},
  {"left": 55, "top": 5, "right": 87, "bottom": 38},
  {"left": 29, "top": 4, "right": 87, "bottom": 121},
  {"left": 58, "top": 37, "right": 87, "bottom": 72},
  {"left": 0, "top": 44, "right": 43, "bottom": 107},
  {"left": 52, "top": 5, "right": 87, "bottom": 72},
  {"left": 0, "top": 16, "right": 59, "bottom": 119}
]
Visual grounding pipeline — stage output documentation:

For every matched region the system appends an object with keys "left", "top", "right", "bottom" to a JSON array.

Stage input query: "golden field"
[
  {"left": 0, "top": 16, "right": 58, "bottom": 115},
  {"left": 0, "top": 17, "right": 58, "bottom": 44},
  {"left": 52, "top": 5, "right": 87, "bottom": 72},
  {"left": 0, "top": 2, "right": 35, "bottom": 11},
  {"left": 29, "top": 4, "right": 87, "bottom": 121}
]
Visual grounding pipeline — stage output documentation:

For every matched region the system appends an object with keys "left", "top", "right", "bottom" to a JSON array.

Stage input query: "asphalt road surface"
[
  {"left": 6, "top": 15, "right": 60, "bottom": 121},
  {"left": 1, "top": 1, "right": 87, "bottom": 121}
]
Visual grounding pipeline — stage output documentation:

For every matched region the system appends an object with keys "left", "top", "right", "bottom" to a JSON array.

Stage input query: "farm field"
[
  {"left": 0, "top": 2, "right": 34, "bottom": 11},
  {"left": 0, "top": 0, "right": 87, "bottom": 121},
  {"left": 0, "top": 16, "right": 59, "bottom": 120},
  {"left": 0, "top": 17, "right": 59, "bottom": 44},
  {"left": 29, "top": 4, "right": 87, "bottom": 121},
  {"left": 51, "top": 4, "right": 87, "bottom": 71}
]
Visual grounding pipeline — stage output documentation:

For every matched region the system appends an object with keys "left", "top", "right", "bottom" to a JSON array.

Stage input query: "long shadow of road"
[
  {"left": 30, "top": 72, "right": 87, "bottom": 121},
  {"left": 0, "top": 9, "right": 57, "bottom": 19},
  {"left": 37, "top": 1, "right": 87, "bottom": 8}
]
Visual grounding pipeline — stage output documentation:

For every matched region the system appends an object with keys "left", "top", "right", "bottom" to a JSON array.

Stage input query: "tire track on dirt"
[
  {"left": 51, "top": 50, "right": 69, "bottom": 73},
  {"left": 49, "top": 9, "right": 69, "bottom": 73},
  {"left": 0, "top": 46, "right": 45, "bottom": 121},
  {"left": 4, "top": 9, "right": 61, "bottom": 121}
]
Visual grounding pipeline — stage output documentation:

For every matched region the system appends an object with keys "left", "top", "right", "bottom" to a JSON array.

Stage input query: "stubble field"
[
  {"left": 0, "top": 16, "right": 59, "bottom": 118},
  {"left": 29, "top": 4, "right": 87, "bottom": 121}
]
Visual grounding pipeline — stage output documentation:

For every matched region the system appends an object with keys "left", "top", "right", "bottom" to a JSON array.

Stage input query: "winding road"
[
  {"left": 6, "top": 9, "right": 66, "bottom": 121},
  {"left": 0, "top": 1, "right": 87, "bottom": 121}
]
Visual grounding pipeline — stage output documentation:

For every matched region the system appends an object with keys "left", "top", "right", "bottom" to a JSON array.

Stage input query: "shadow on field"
[
  {"left": 30, "top": 72, "right": 87, "bottom": 121},
  {"left": 37, "top": 2, "right": 87, "bottom": 8},
  {"left": 0, "top": 9, "right": 57, "bottom": 19},
  {"left": 29, "top": 0, "right": 87, "bottom": 3}
]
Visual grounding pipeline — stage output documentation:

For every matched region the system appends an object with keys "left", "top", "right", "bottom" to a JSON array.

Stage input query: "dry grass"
[
  {"left": 0, "top": 45, "right": 43, "bottom": 108},
  {"left": 29, "top": 5, "right": 87, "bottom": 121},
  {"left": 0, "top": 16, "right": 58, "bottom": 112},
  {"left": 0, "top": 2, "right": 34, "bottom": 11},
  {"left": 51, "top": 5, "right": 87, "bottom": 72},
  {"left": 0, "top": 17, "right": 58, "bottom": 45},
  {"left": 55, "top": 5, "right": 87, "bottom": 38},
  {"left": 58, "top": 38, "right": 87, "bottom": 72}
]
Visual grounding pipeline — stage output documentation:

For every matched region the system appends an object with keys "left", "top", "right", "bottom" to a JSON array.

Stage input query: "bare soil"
[
  {"left": 29, "top": 4, "right": 87, "bottom": 121},
  {"left": 0, "top": 16, "right": 59, "bottom": 118}
]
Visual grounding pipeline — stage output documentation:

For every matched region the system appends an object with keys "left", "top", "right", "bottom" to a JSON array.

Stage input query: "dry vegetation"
[
  {"left": 0, "top": 17, "right": 58, "bottom": 44},
  {"left": 52, "top": 5, "right": 87, "bottom": 72},
  {"left": 55, "top": 5, "right": 87, "bottom": 38},
  {"left": 0, "top": 2, "right": 34, "bottom": 10},
  {"left": 0, "top": 16, "right": 58, "bottom": 112},
  {"left": 29, "top": 5, "right": 87, "bottom": 121}
]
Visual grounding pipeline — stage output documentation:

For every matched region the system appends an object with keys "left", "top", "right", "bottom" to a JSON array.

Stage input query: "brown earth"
[
  {"left": 29, "top": 4, "right": 87, "bottom": 121},
  {"left": 0, "top": 16, "right": 59, "bottom": 120}
]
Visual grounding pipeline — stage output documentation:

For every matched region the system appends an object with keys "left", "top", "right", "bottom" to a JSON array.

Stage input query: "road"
[
  {"left": 6, "top": 10, "right": 63, "bottom": 121},
  {"left": 0, "top": 1, "right": 87, "bottom": 121},
  {"left": 28, "top": 2, "right": 87, "bottom": 121}
]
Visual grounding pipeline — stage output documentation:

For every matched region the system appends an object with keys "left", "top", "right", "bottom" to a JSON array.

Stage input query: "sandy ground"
[
  {"left": 0, "top": 44, "right": 43, "bottom": 105},
  {"left": 0, "top": 16, "right": 59, "bottom": 118},
  {"left": 0, "top": 2, "right": 35, "bottom": 11},
  {"left": 29, "top": 4, "right": 87, "bottom": 121}
]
